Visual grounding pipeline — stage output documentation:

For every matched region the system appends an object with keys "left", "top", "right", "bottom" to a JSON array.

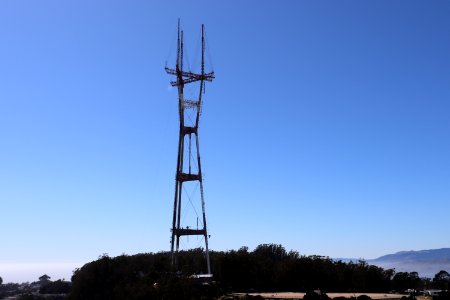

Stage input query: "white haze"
[{"left": 0, "top": 262, "right": 81, "bottom": 283}]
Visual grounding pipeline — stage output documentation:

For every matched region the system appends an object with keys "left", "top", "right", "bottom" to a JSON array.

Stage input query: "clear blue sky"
[{"left": 1, "top": 1, "right": 450, "bottom": 283}]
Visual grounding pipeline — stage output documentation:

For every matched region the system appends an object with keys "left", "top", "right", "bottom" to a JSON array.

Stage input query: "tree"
[
  {"left": 0, "top": 276, "right": 3, "bottom": 285},
  {"left": 433, "top": 270, "right": 450, "bottom": 290},
  {"left": 40, "top": 280, "right": 71, "bottom": 294},
  {"left": 392, "top": 272, "right": 421, "bottom": 291},
  {"left": 38, "top": 274, "right": 51, "bottom": 286},
  {"left": 68, "top": 244, "right": 416, "bottom": 299}
]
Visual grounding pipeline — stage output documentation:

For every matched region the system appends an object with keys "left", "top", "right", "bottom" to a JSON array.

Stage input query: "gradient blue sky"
[{"left": 1, "top": 1, "right": 450, "bottom": 283}]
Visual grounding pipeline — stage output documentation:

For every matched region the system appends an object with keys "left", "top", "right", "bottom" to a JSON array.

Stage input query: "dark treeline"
[
  {"left": 65, "top": 244, "right": 449, "bottom": 300},
  {"left": 211, "top": 245, "right": 393, "bottom": 292}
]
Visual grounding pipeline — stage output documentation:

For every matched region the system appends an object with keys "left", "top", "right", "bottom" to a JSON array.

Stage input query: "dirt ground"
[{"left": 237, "top": 293, "right": 432, "bottom": 300}]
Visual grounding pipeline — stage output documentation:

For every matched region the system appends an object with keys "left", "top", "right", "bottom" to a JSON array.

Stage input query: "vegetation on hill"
[
  {"left": 0, "top": 274, "right": 71, "bottom": 300},
  {"left": 2, "top": 244, "right": 450, "bottom": 300},
  {"left": 67, "top": 244, "right": 399, "bottom": 300}
]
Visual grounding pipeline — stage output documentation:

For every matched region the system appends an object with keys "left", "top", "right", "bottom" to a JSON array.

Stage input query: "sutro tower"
[{"left": 165, "top": 20, "right": 215, "bottom": 274}]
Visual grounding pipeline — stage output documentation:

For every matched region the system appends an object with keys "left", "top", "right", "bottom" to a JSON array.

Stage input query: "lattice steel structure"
[{"left": 165, "top": 20, "right": 215, "bottom": 274}]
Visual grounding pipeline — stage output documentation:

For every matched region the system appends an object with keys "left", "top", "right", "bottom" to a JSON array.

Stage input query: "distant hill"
[{"left": 368, "top": 248, "right": 450, "bottom": 278}]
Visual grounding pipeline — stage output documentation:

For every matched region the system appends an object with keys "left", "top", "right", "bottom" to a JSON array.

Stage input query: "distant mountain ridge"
[
  {"left": 334, "top": 248, "right": 450, "bottom": 278},
  {"left": 369, "top": 248, "right": 450, "bottom": 278},
  {"left": 373, "top": 248, "right": 450, "bottom": 262}
]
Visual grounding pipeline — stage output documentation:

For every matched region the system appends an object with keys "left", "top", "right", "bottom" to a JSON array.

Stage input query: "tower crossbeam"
[{"left": 165, "top": 67, "right": 215, "bottom": 86}]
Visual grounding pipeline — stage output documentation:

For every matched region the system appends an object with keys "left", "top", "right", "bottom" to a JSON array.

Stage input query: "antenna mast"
[{"left": 165, "top": 20, "right": 215, "bottom": 275}]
